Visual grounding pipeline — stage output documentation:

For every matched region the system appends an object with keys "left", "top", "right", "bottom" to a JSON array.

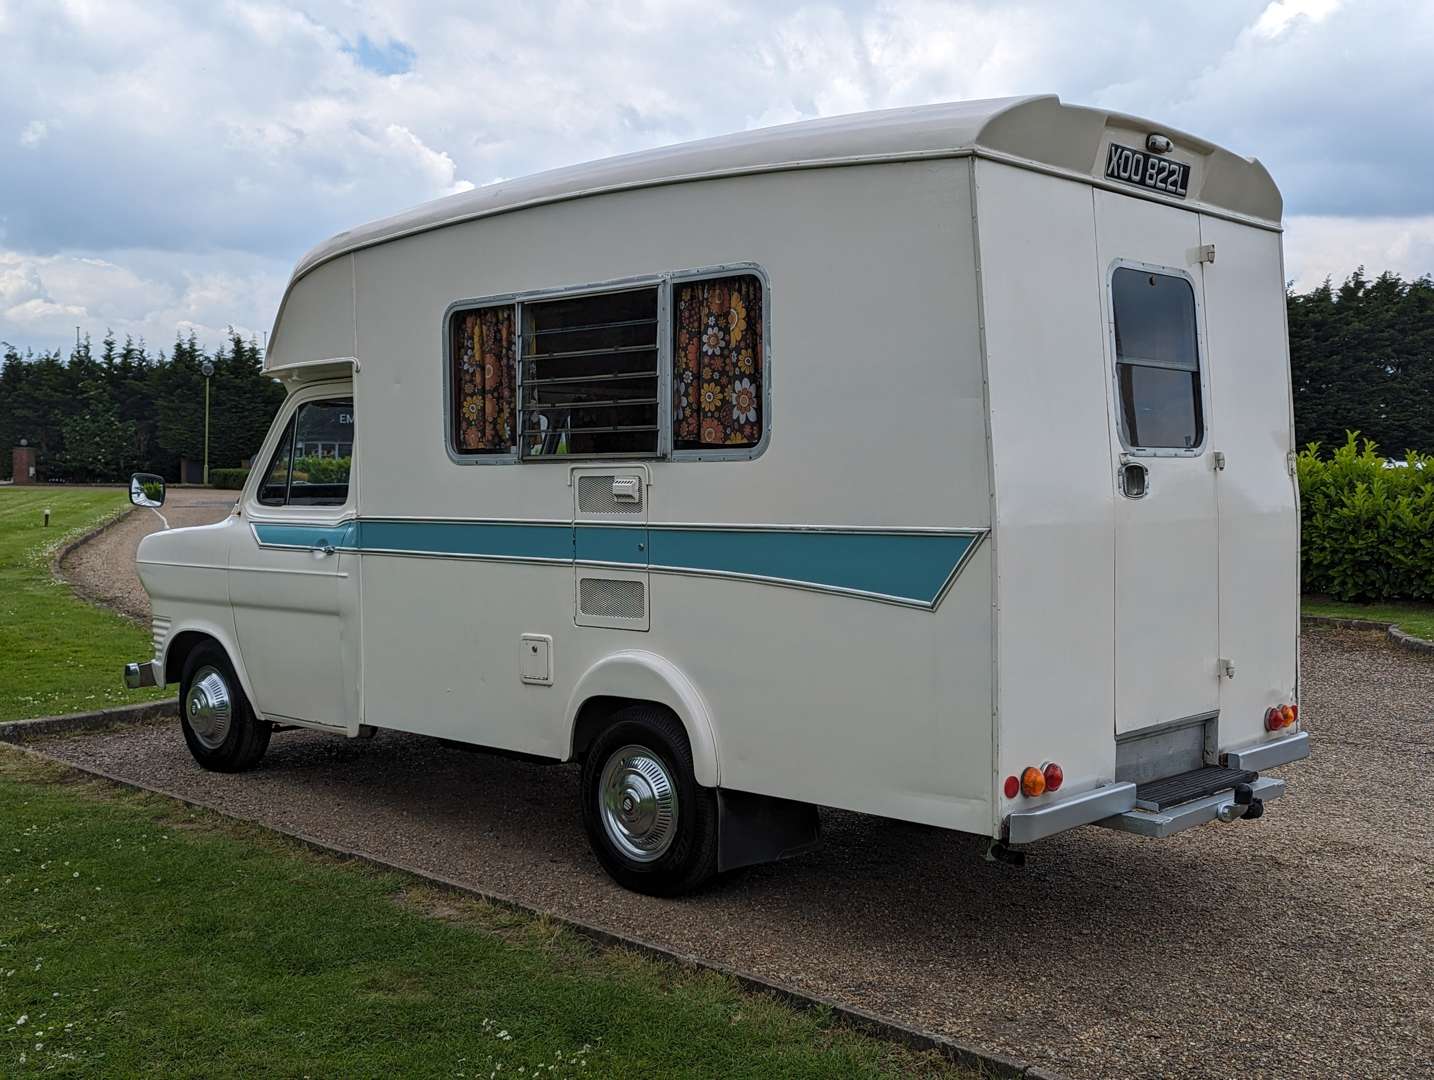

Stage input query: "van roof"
[{"left": 286, "top": 92, "right": 1280, "bottom": 292}]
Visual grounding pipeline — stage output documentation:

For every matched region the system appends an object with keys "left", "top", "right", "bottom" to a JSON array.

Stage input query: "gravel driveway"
[
  {"left": 28, "top": 612, "right": 1432, "bottom": 1078},
  {"left": 60, "top": 489, "right": 236, "bottom": 620}
]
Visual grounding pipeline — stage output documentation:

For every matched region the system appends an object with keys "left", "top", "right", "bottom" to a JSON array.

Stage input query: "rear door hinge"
[
  {"left": 1287, "top": 450, "right": 1298, "bottom": 477},
  {"left": 1212, "top": 451, "right": 1226, "bottom": 471},
  {"left": 1197, "top": 243, "right": 1216, "bottom": 264},
  {"left": 1218, "top": 657, "right": 1236, "bottom": 679}
]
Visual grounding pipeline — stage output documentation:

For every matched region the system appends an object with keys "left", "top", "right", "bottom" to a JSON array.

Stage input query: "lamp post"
[{"left": 201, "top": 360, "right": 215, "bottom": 485}]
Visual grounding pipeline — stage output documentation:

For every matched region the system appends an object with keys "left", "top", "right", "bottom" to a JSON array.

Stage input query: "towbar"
[
  {"left": 123, "top": 661, "right": 158, "bottom": 690},
  {"left": 1004, "top": 781, "right": 1137, "bottom": 845}
]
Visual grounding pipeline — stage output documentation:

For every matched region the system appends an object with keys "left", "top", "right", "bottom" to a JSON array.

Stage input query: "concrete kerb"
[
  {"left": 0, "top": 726, "right": 1057, "bottom": 1080},
  {"left": 0, "top": 699, "right": 176, "bottom": 744},
  {"left": 1301, "top": 614, "right": 1434, "bottom": 656}
]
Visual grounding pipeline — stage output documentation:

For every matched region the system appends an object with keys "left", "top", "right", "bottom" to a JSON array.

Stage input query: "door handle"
[
  {"left": 311, "top": 540, "right": 336, "bottom": 558},
  {"left": 1119, "top": 461, "right": 1149, "bottom": 499}
]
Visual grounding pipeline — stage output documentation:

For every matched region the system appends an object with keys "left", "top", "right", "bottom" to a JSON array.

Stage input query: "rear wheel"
[
  {"left": 581, "top": 705, "right": 718, "bottom": 896},
  {"left": 179, "top": 642, "right": 270, "bottom": 772}
]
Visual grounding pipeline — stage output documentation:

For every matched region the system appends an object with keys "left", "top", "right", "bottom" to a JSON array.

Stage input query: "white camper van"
[{"left": 125, "top": 96, "right": 1308, "bottom": 895}]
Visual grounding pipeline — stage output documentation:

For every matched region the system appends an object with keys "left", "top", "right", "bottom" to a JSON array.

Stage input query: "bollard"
[{"left": 43, "top": 508, "right": 50, "bottom": 527}]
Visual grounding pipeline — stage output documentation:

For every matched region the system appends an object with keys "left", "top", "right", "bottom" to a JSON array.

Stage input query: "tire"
[
  {"left": 581, "top": 705, "right": 719, "bottom": 896},
  {"left": 178, "top": 642, "right": 271, "bottom": 772}
]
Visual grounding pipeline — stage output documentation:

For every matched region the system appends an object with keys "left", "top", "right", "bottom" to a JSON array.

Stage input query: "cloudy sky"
[{"left": 2, "top": 0, "right": 1431, "bottom": 355}]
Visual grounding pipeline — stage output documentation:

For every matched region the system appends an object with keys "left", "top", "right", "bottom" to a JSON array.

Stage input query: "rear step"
[{"left": 1135, "top": 765, "right": 1257, "bottom": 811}]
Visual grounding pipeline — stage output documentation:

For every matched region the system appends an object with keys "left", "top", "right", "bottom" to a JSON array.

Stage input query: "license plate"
[{"left": 1104, "top": 142, "right": 1191, "bottom": 199}]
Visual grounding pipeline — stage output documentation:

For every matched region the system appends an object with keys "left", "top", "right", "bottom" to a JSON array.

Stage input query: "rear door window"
[{"left": 1111, "top": 268, "right": 1204, "bottom": 450}]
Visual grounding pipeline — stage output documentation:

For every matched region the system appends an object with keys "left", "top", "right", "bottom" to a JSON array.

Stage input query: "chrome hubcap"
[
  {"left": 185, "top": 666, "right": 232, "bottom": 750},
  {"left": 599, "top": 744, "right": 678, "bottom": 863}
]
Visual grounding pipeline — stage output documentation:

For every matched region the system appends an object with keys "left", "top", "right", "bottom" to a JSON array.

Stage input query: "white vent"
[
  {"left": 578, "top": 577, "right": 646, "bottom": 620},
  {"left": 577, "top": 474, "right": 642, "bottom": 514}
]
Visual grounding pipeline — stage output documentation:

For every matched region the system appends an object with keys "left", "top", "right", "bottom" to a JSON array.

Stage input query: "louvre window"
[{"left": 521, "top": 288, "right": 659, "bottom": 457}]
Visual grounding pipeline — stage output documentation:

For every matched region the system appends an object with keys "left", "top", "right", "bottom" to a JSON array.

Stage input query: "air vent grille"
[
  {"left": 578, "top": 577, "right": 646, "bottom": 620},
  {"left": 577, "top": 474, "right": 642, "bottom": 514},
  {"left": 151, "top": 616, "right": 171, "bottom": 661}
]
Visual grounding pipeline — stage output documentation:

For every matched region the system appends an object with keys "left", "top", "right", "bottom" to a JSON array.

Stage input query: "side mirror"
[{"left": 129, "top": 472, "right": 166, "bottom": 508}]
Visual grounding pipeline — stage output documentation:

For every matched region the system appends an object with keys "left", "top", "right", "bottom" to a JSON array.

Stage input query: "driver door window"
[{"left": 257, "top": 399, "right": 354, "bottom": 507}]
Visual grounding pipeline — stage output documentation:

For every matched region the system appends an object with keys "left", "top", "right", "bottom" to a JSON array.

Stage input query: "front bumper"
[{"left": 124, "top": 660, "right": 159, "bottom": 689}]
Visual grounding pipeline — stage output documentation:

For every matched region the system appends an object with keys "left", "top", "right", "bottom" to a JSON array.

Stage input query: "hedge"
[
  {"left": 209, "top": 467, "right": 250, "bottom": 489},
  {"left": 1298, "top": 434, "right": 1434, "bottom": 602}
]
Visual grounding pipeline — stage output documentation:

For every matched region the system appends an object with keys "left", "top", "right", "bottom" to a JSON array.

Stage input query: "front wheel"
[
  {"left": 581, "top": 706, "right": 718, "bottom": 896},
  {"left": 179, "top": 643, "right": 270, "bottom": 772}
]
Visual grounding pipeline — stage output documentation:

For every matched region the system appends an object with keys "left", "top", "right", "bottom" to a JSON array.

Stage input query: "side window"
[
  {"left": 673, "top": 275, "right": 763, "bottom": 450},
  {"left": 1111, "top": 268, "right": 1203, "bottom": 450},
  {"left": 522, "top": 287, "right": 659, "bottom": 457},
  {"left": 256, "top": 399, "right": 354, "bottom": 508}
]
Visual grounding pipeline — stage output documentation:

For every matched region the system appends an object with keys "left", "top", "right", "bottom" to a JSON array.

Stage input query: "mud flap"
[{"left": 716, "top": 788, "right": 822, "bottom": 873}]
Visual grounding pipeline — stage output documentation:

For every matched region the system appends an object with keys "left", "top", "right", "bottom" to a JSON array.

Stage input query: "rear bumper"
[
  {"left": 1095, "top": 776, "right": 1286, "bottom": 839},
  {"left": 1005, "top": 781, "right": 1137, "bottom": 844},
  {"left": 1221, "top": 730, "right": 1309, "bottom": 772},
  {"left": 124, "top": 660, "right": 158, "bottom": 689}
]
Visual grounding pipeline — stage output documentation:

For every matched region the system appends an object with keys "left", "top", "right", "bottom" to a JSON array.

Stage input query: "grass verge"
[
  {"left": 0, "top": 751, "right": 974, "bottom": 1078},
  {"left": 0, "top": 489, "right": 169, "bottom": 722},
  {"left": 1302, "top": 597, "right": 1434, "bottom": 642}
]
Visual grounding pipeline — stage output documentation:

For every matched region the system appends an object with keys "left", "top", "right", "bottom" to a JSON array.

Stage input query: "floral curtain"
[
  {"left": 453, "top": 306, "right": 516, "bottom": 453},
  {"left": 674, "top": 275, "right": 763, "bottom": 448}
]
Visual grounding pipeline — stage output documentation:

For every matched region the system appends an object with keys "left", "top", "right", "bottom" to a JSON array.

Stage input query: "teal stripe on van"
[
  {"left": 252, "top": 520, "right": 983, "bottom": 608},
  {"left": 644, "top": 528, "right": 975, "bottom": 606}
]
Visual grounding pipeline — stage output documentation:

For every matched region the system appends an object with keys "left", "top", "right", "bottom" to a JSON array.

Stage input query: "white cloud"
[
  {"left": 18, "top": 120, "right": 47, "bottom": 148},
  {"left": 0, "top": 0, "right": 1429, "bottom": 352},
  {"left": 1285, "top": 215, "right": 1434, "bottom": 291},
  {"left": 0, "top": 248, "right": 286, "bottom": 353},
  {"left": 1251, "top": 0, "right": 1343, "bottom": 40}
]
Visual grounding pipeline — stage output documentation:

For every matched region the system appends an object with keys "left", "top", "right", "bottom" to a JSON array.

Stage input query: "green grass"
[
  {"left": 0, "top": 754, "right": 971, "bottom": 1078},
  {"left": 0, "top": 489, "right": 170, "bottom": 722},
  {"left": 1302, "top": 597, "right": 1434, "bottom": 641}
]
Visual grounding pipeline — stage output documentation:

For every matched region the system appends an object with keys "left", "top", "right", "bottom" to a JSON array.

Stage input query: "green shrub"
[
  {"left": 292, "top": 455, "right": 350, "bottom": 485},
  {"left": 1298, "top": 433, "right": 1434, "bottom": 602},
  {"left": 209, "top": 467, "right": 250, "bottom": 490}
]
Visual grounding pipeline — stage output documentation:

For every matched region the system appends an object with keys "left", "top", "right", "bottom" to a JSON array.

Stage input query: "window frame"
[
  {"left": 442, "top": 262, "right": 771, "bottom": 466},
  {"left": 1105, "top": 259, "right": 1210, "bottom": 458}
]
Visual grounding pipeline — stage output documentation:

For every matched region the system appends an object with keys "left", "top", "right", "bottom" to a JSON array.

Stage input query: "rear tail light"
[
  {"left": 1043, "top": 762, "right": 1064, "bottom": 792},
  {"left": 1266, "top": 703, "right": 1299, "bottom": 731},
  {"left": 1020, "top": 766, "right": 1046, "bottom": 798},
  {"left": 1006, "top": 762, "right": 1066, "bottom": 799}
]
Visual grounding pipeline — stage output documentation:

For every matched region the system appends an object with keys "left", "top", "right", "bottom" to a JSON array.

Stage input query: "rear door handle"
[
  {"left": 311, "top": 540, "right": 336, "bottom": 557},
  {"left": 1120, "top": 461, "right": 1148, "bottom": 499}
]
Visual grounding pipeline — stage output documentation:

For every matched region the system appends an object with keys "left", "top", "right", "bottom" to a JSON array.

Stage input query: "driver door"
[{"left": 229, "top": 388, "right": 360, "bottom": 730}]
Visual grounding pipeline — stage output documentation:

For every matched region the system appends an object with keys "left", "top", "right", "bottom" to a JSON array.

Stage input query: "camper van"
[{"left": 124, "top": 95, "right": 1308, "bottom": 895}]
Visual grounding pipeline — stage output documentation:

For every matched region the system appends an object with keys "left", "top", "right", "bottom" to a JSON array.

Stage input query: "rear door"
[
  {"left": 1199, "top": 214, "right": 1300, "bottom": 745},
  {"left": 1095, "top": 192, "right": 1220, "bottom": 735}
]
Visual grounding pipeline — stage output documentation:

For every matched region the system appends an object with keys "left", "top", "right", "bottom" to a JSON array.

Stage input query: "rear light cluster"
[
  {"left": 1265, "top": 703, "right": 1299, "bottom": 732},
  {"left": 1005, "top": 762, "right": 1063, "bottom": 799}
]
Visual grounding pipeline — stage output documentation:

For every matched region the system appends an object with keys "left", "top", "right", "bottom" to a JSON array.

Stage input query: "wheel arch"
[
  {"left": 163, "top": 623, "right": 260, "bottom": 710},
  {"left": 566, "top": 651, "right": 719, "bottom": 787}
]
